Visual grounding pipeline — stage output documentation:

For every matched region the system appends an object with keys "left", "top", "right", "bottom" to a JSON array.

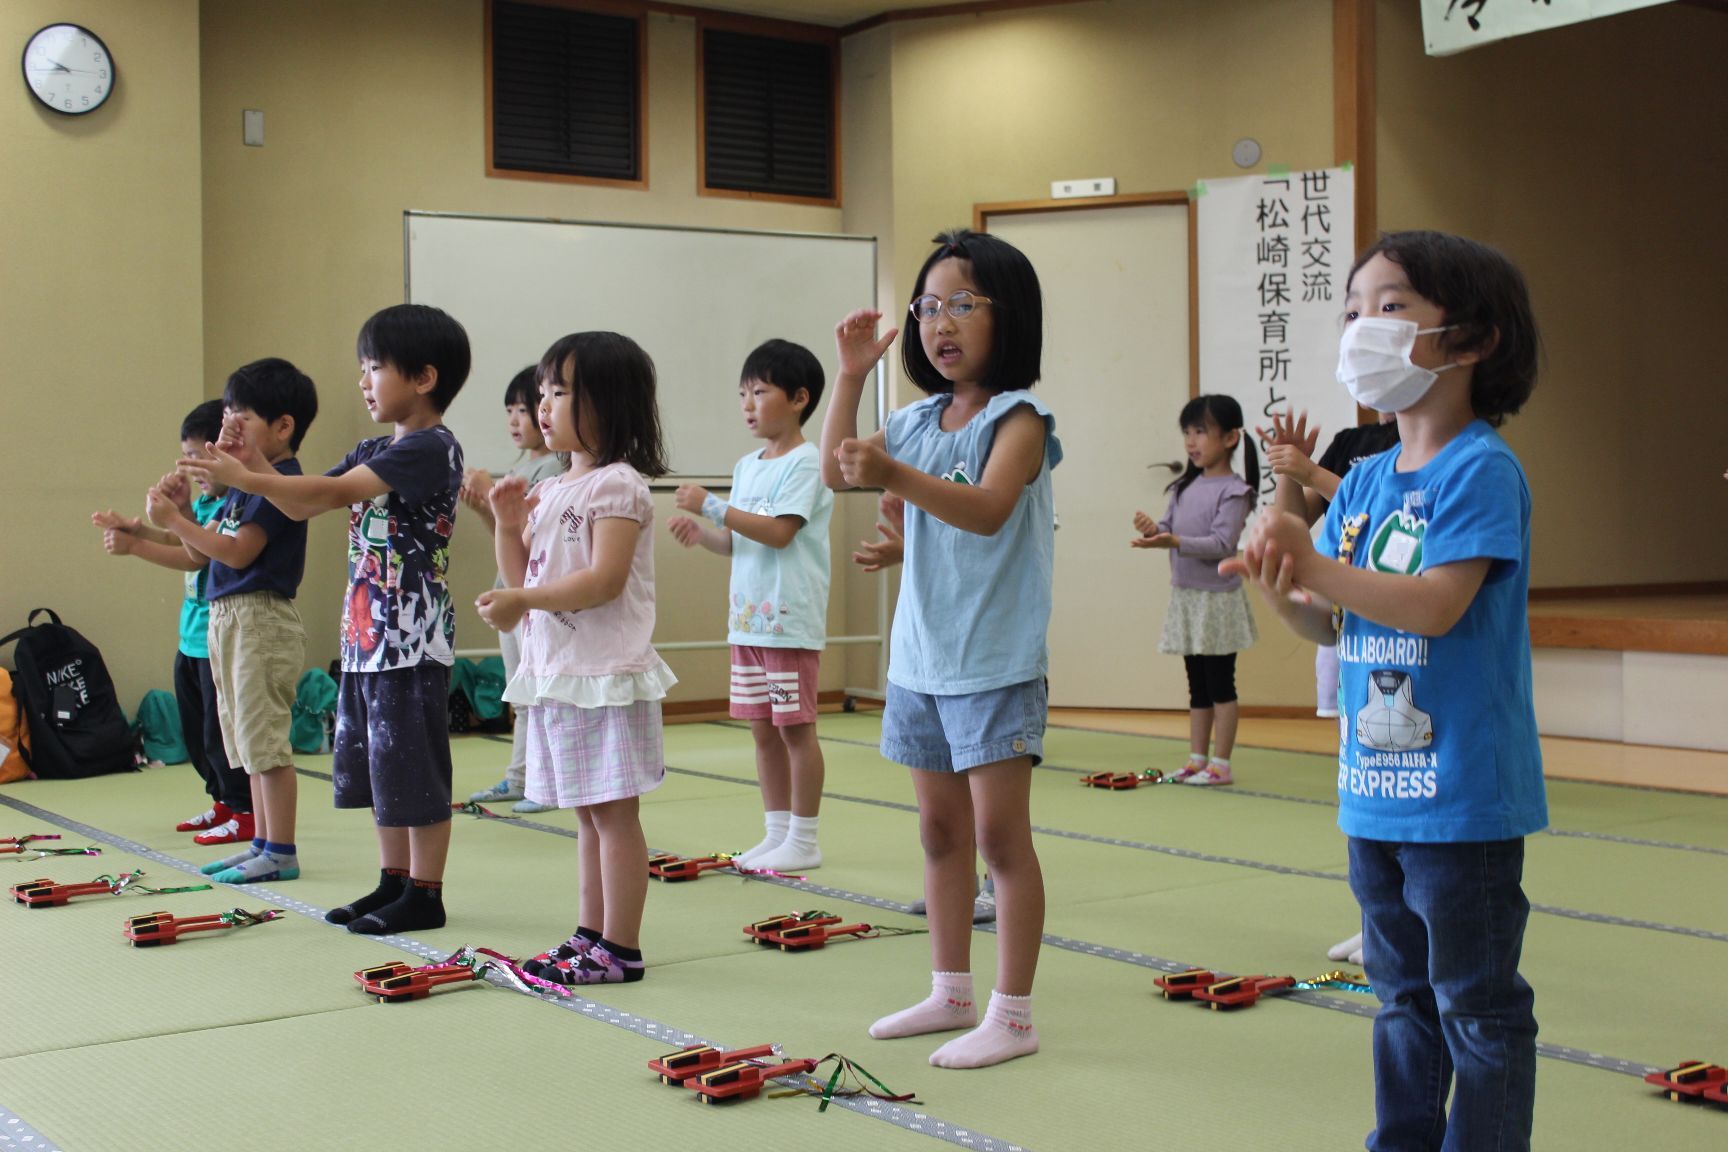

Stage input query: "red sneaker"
[
  {"left": 176, "top": 802, "right": 232, "bottom": 833},
  {"left": 193, "top": 811, "right": 255, "bottom": 845}
]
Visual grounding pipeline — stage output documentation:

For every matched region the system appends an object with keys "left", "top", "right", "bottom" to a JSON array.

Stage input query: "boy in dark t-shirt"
[
  {"left": 183, "top": 305, "right": 469, "bottom": 933},
  {"left": 154, "top": 359, "right": 318, "bottom": 885}
]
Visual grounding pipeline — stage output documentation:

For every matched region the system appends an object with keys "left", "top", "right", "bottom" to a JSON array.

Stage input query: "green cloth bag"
[
  {"left": 133, "top": 689, "right": 186, "bottom": 765},
  {"left": 448, "top": 657, "right": 507, "bottom": 722},
  {"left": 291, "top": 667, "right": 339, "bottom": 754}
]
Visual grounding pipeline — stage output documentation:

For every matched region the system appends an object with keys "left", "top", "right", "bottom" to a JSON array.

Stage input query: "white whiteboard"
[{"left": 405, "top": 212, "right": 879, "bottom": 478}]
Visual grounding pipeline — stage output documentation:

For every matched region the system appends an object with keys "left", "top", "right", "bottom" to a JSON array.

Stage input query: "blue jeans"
[{"left": 1347, "top": 837, "right": 1538, "bottom": 1152}]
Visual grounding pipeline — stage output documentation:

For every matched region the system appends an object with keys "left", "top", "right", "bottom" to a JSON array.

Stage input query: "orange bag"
[{"left": 0, "top": 668, "right": 31, "bottom": 783}]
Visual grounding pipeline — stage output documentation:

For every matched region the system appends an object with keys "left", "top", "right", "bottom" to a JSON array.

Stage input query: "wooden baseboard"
[
  {"left": 1529, "top": 616, "right": 1728, "bottom": 656},
  {"left": 1528, "top": 580, "right": 1728, "bottom": 602}
]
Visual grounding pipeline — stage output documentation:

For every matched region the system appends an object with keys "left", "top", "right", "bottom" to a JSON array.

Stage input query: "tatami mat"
[{"left": 3, "top": 717, "right": 1726, "bottom": 1150}]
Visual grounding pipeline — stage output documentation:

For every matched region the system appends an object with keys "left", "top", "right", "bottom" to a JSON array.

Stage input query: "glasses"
[{"left": 909, "top": 290, "right": 995, "bottom": 324}]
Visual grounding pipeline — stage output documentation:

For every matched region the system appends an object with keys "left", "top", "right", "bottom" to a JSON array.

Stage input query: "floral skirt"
[{"left": 1159, "top": 585, "right": 1258, "bottom": 656}]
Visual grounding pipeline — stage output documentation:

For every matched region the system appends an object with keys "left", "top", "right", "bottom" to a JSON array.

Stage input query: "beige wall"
[
  {"left": 877, "top": 0, "right": 1336, "bottom": 706},
  {"left": 199, "top": 0, "right": 856, "bottom": 703},
  {"left": 1376, "top": 0, "right": 1728, "bottom": 588},
  {"left": 1, "top": 1, "right": 205, "bottom": 707},
  {"left": 14, "top": 0, "right": 1719, "bottom": 715}
]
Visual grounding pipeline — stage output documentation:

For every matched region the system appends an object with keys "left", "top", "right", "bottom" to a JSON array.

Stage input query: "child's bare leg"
[
  {"left": 749, "top": 722, "right": 824, "bottom": 871},
  {"left": 930, "top": 757, "right": 1042, "bottom": 1069},
  {"left": 206, "top": 765, "right": 299, "bottom": 884},
  {"left": 249, "top": 774, "right": 269, "bottom": 842},
  {"left": 1188, "top": 707, "right": 1213, "bottom": 760},
  {"left": 870, "top": 770, "right": 979, "bottom": 1039},
  {"left": 1211, "top": 700, "right": 1239, "bottom": 763},
  {"left": 200, "top": 771, "right": 272, "bottom": 876},
  {"left": 576, "top": 804, "right": 604, "bottom": 932},
  {"left": 590, "top": 797, "right": 648, "bottom": 950},
  {"left": 737, "top": 719, "right": 791, "bottom": 864}
]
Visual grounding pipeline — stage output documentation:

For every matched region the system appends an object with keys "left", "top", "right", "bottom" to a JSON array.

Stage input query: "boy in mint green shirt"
[
  {"left": 91, "top": 400, "right": 253, "bottom": 842},
  {"left": 669, "top": 340, "right": 833, "bottom": 872}
]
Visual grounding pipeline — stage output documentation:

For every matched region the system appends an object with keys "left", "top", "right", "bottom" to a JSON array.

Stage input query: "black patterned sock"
[{"left": 325, "top": 868, "right": 408, "bottom": 925}]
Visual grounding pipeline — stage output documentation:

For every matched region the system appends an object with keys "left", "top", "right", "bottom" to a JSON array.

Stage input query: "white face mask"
[{"left": 1336, "top": 318, "right": 1456, "bottom": 413}]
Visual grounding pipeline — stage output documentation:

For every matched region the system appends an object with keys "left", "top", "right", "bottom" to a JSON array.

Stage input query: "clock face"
[{"left": 21, "top": 24, "right": 115, "bottom": 116}]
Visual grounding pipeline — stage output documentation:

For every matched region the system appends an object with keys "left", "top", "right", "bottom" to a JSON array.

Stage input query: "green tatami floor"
[{"left": 3, "top": 716, "right": 1726, "bottom": 1151}]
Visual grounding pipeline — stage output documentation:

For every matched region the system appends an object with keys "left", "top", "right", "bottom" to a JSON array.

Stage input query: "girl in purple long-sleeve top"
[{"left": 1132, "top": 394, "right": 1260, "bottom": 785}]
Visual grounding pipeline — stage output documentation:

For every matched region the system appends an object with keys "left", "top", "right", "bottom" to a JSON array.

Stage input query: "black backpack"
[{"left": 0, "top": 608, "right": 136, "bottom": 779}]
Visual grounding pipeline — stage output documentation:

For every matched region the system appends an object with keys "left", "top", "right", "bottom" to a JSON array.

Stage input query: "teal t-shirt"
[
  {"left": 177, "top": 492, "right": 223, "bottom": 658},
  {"left": 726, "top": 441, "right": 833, "bottom": 650}
]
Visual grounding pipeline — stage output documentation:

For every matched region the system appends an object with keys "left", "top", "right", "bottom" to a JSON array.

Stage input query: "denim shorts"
[{"left": 881, "top": 678, "right": 1047, "bottom": 772}]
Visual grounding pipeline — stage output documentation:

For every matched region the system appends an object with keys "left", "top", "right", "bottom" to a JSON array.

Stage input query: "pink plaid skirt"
[{"left": 523, "top": 700, "right": 665, "bottom": 807}]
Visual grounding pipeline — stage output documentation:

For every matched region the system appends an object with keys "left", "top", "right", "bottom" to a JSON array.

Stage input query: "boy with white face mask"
[{"left": 1226, "top": 231, "right": 1545, "bottom": 1152}]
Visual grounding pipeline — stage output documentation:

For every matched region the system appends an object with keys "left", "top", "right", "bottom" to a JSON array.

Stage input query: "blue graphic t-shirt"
[
  {"left": 1317, "top": 420, "right": 1546, "bottom": 843},
  {"left": 206, "top": 458, "right": 307, "bottom": 602},
  {"left": 726, "top": 442, "right": 833, "bottom": 651},
  {"left": 882, "top": 390, "right": 1061, "bottom": 695},
  {"left": 329, "top": 425, "right": 463, "bottom": 673}
]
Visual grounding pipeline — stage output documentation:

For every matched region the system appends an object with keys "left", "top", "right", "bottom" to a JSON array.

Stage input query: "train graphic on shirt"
[{"left": 1354, "top": 668, "right": 1434, "bottom": 752}]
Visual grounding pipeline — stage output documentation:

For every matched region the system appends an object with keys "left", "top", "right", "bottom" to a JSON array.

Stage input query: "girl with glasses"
[{"left": 821, "top": 229, "right": 1059, "bottom": 1070}]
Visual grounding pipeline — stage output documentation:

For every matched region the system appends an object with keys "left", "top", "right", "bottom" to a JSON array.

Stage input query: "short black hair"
[
  {"left": 902, "top": 229, "right": 1043, "bottom": 396},
  {"left": 222, "top": 358, "right": 319, "bottom": 451},
  {"left": 355, "top": 304, "right": 472, "bottom": 413},
  {"left": 1166, "top": 394, "right": 1260, "bottom": 508},
  {"left": 503, "top": 365, "right": 538, "bottom": 410},
  {"left": 740, "top": 339, "right": 825, "bottom": 426},
  {"left": 1347, "top": 231, "right": 1540, "bottom": 427},
  {"left": 180, "top": 399, "right": 225, "bottom": 445},
  {"left": 538, "top": 332, "right": 670, "bottom": 478}
]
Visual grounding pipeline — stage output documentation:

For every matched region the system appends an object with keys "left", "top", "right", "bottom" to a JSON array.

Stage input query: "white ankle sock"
[
  {"left": 749, "top": 813, "right": 820, "bottom": 871},
  {"left": 869, "top": 971, "right": 977, "bottom": 1039},
  {"left": 929, "top": 991, "right": 1039, "bottom": 1069},
  {"left": 735, "top": 810, "right": 789, "bottom": 866}
]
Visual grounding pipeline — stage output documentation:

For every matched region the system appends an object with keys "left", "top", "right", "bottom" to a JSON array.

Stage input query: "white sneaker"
[
  {"left": 469, "top": 779, "right": 525, "bottom": 804},
  {"left": 1327, "top": 932, "right": 1363, "bottom": 962}
]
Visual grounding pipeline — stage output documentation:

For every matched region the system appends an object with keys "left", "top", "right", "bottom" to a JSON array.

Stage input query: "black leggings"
[{"left": 1183, "top": 654, "right": 1238, "bottom": 709}]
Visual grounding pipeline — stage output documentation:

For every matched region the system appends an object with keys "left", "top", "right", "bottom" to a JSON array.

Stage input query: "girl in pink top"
[{"left": 476, "top": 332, "right": 674, "bottom": 985}]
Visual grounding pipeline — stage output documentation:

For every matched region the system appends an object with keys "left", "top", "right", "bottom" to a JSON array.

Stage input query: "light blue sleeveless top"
[{"left": 883, "top": 390, "right": 1061, "bottom": 695}]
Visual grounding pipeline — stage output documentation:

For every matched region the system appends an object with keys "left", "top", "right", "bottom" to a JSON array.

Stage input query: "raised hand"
[
  {"left": 459, "top": 468, "right": 494, "bottom": 514},
  {"left": 667, "top": 516, "right": 703, "bottom": 548},
  {"left": 144, "top": 484, "right": 178, "bottom": 529},
  {"left": 488, "top": 474, "right": 537, "bottom": 532},
  {"left": 673, "top": 483, "right": 709, "bottom": 514},
  {"left": 852, "top": 512, "right": 903, "bottom": 572},
  {"left": 101, "top": 526, "right": 135, "bottom": 556},
  {"left": 91, "top": 508, "right": 142, "bottom": 533},
  {"left": 835, "top": 437, "right": 893, "bottom": 489},
  {"left": 1256, "top": 409, "right": 1320, "bottom": 457},
  {"left": 177, "top": 442, "right": 249, "bottom": 490},
  {"left": 1132, "top": 509, "right": 1158, "bottom": 537},
  {"left": 835, "top": 309, "right": 899, "bottom": 380},
  {"left": 474, "top": 588, "right": 527, "bottom": 633}
]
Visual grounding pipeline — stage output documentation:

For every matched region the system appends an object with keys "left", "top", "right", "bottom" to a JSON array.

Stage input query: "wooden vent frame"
[
  {"left": 698, "top": 19, "right": 840, "bottom": 208},
  {"left": 486, "top": 0, "right": 649, "bottom": 190}
]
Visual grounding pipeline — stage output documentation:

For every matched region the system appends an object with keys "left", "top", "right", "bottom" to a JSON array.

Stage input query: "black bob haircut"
[
  {"left": 355, "top": 304, "right": 472, "bottom": 414},
  {"left": 503, "top": 365, "right": 538, "bottom": 410},
  {"left": 181, "top": 399, "right": 225, "bottom": 445},
  {"left": 538, "top": 332, "right": 670, "bottom": 478},
  {"left": 740, "top": 339, "right": 825, "bottom": 426},
  {"left": 901, "top": 229, "right": 1043, "bottom": 396},
  {"left": 1347, "top": 231, "right": 1540, "bottom": 427},
  {"left": 222, "top": 358, "right": 319, "bottom": 452}
]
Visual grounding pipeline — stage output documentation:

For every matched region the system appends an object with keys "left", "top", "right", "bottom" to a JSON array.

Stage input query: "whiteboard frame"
[{"left": 401, "top": 210, "right": 884, "bottom": 485}]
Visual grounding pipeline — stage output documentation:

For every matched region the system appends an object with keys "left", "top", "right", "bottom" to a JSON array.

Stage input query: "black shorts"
[{"left": 332, "top": 664, "right": 453, "bottom": 827}]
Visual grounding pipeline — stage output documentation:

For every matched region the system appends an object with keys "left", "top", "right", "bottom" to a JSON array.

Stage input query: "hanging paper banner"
[
  {"left": 1197, "top": 165, "right": 1357, "bottom": 515},
  {"left": 1421, "top": 0, "right": 1675, "bottom": 57}
]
